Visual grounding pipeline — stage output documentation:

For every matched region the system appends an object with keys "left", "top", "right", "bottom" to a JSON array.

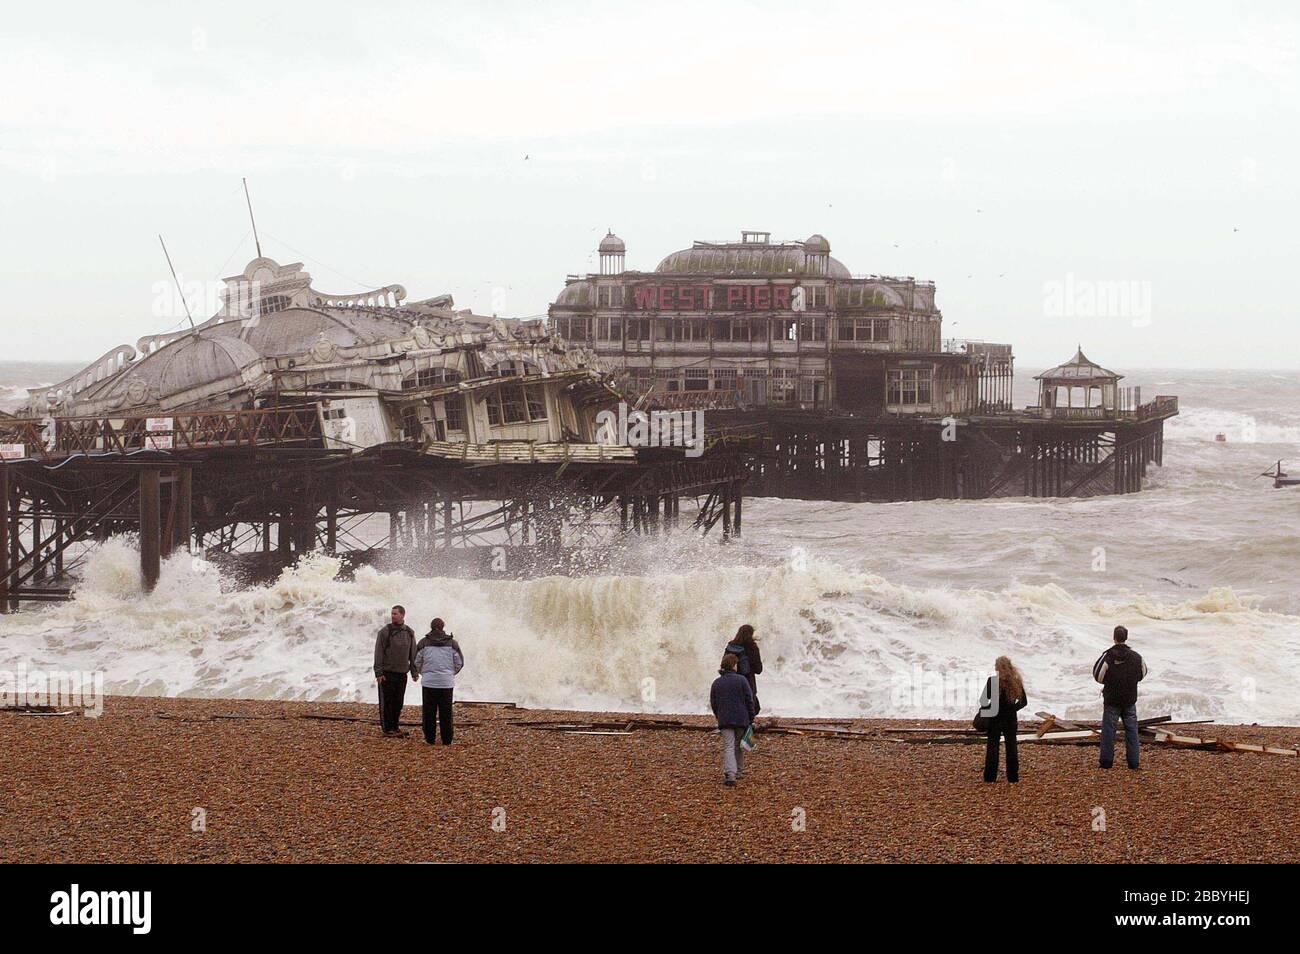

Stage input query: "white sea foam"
[
  {"left": 1, "top": 539, "right": 1296, "bottom": 725},
  {"left": 3, "top": 367, "right": 1299, "bottom": 724}
]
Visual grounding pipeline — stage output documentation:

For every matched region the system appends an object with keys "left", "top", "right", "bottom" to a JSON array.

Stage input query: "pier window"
[
  {"left": 400, "top": 405, "right": 423, "bottom": 441},
  {"left": 597, "top": 286, "right": 623, "bottom": 308},
  {"left": 712, "top": 368, "right": 738, "bottom": 391},
  {"left": 798, "top": 372, "right": 826, "bottom": 405},
  {"left": 741, "top": 369, "right": 768, "bottom": 405},
  {"left": 596, "top": 316, "right": 623, "bottom": 342},
  {"left": 490, "top": 360, "right": 528, "bottom": 377},
  {"left": 253, "top": 295, "right": 292, "bottom": 317},
  {"left": 626, "top": 369, "right": 653, "bottom": 398},
  {"left": 654, "top": 367, "right": 681, "bottom": 392},
  {"left": 772, "top": 318, "right": 797, "bottom": 342},
  {"left": 552, "top": 317, "right": 590, "bottom": 341},
  {"left": 626, "top": 318, "right": 651, "bottom": 343},
  {"left": 670, "top": 318, "right": 708, "bottom": 342},
  {"left": 684, "top": 368, "right": 710, "bottom": 391},
  {"left": 443, "top": 396, "right": 466, "bottom": 432},
  {"left": 799, "top": 317, "right": 827, "bottom": 342},
  {"left": 715, "top": 317, "right": 752, "bottom": 342},
  {"left": 769, "top": 370, "right": 798, "bottom": 405},
  {"left": 526, "top": 385, "right": 547, "bottom": 420},
  {"left": 838, "top": 318, "right": 891, "bottom": 342},
  {"left": 403, "top": 368, "right": 462, "bottom": 390},
  {"left": 485, "top": 383, "right": 547, "bottom": 426},
  {"left": 887, "top": 368, "right": 934, "bottom": 405}
]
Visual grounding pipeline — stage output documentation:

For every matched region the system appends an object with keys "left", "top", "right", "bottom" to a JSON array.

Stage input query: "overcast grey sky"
[{"left": 1, "top": 0, "right": 1297, "bottom": 368}]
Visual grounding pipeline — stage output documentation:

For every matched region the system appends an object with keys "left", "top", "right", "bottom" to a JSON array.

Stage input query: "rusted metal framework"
[
  {"left": 735, "top": 398, "right": 1175, "bottom": 502},
  {"left": 0, "top": 408, "right": 749, "bottom": 612}
]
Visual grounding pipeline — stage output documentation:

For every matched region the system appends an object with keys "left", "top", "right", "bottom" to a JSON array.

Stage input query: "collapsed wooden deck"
[{"left": 0, "top": 407, "right": 751, "bottom": 611}]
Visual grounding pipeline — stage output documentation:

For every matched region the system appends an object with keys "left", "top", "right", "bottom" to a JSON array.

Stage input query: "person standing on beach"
[
  {"left": 710, "top": 653, "right": 757, "bottom": 786},
  {"left": 413, "top": 617, "right": 464, "bottom": 745},
  {"left": 374, "top": 605, "right": 418, "bottom": 737},
  {"left": 1093, "top": 625, "right": 1149, "bottom": 770},
  {"left": 724, "top": 624, "right": 763, "bottom": 715},
  {"left": 979, "top": 656, "right": 1028, "bottom": 783}
]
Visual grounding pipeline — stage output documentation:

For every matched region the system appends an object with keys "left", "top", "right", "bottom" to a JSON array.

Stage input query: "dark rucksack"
[{"left": 725, "top": 642, "right": 751, "bottom": 676}]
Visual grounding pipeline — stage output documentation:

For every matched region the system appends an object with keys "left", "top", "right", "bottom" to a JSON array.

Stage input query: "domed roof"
[
  {"left": 241, "top": 307, "right": 414, "bottom": 357},
  {"left": 87, "top": 332, "right": 262, "bottom": 408},
  {"left": 599, "top": 231, "right": 626, "bottom": 253},
  {"left": 656, "top": 243, "right": 851, "bottom": 278},
  {"left": 553, "top": 280, "right": 593, "bottom": 307},
  {"left": 1035, "top": 347, "right": 1122, "bottom": 382},
  {"left": 157, "top": 335, "right": 262, "bottom": 399},
  {"left": 804, "top": 233, "right": 831, "bottom": 252}
]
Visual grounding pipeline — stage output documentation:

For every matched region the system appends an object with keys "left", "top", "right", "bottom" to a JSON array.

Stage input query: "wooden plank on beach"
[{"left": 1016, "top": 730, "right": 1100, "bottom": 743}]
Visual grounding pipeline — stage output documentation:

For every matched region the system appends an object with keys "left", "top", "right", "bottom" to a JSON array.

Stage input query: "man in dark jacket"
[
  {"left": 374, "top": 605, "right": 418, "bottom": 736},
  {"left": 710, "top": 653, "right": 757, "bottom": 786},
  {"left": 1093, "top": 625, "right": 1149, "bottom": 769}
]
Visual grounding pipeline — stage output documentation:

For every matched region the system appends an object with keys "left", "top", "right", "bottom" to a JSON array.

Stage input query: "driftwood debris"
[
  {"left": 1032, "top": 711, "right": 1298, "bottom": 758},
  {"left": 128, "top": 707, "right": 1295, "bottom": 757},
  {"left": 1151, "top": 730, "right": 1298, "bottom": 757}
]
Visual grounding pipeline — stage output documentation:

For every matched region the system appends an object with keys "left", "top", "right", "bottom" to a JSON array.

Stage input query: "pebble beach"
[{"left": 2, "top": 696, "right": 1296, "bottom": 864}]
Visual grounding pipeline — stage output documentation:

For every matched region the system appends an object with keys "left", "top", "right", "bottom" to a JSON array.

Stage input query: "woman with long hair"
[
  {"left": 980, "top": 656, "right": 1028, "bottom": 783},
  {"left": 724, "top": 624, "right": 763, "bottom": 715}
]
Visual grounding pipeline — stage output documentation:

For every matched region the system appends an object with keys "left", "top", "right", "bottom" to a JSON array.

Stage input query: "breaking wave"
[{"left": 2, "top": 539, "right": 1297, "bottom": 725}]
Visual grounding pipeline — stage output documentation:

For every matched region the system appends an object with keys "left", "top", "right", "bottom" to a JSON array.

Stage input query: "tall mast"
[
  {"left": 158, "top": 234, "right": 195, "bottom": 329},
  {"left": 243, "top": 177, "right": 263, "bottom": 258}
]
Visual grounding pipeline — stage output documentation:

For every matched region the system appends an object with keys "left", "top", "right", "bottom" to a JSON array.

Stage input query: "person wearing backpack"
[
  {"left": 724, "top": 624, "right": 763, "bottom": 715},
  {"left": 1093, "top": 625, "right": 1149, "bottom": 770}
]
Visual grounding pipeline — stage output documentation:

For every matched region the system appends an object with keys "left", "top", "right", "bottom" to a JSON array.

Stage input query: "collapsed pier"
[
  {"left": 1, "top": 229, "right": 1179, "bottom": 608},
  {"left": 0, "top": 256, "right": 749, "bottom": 610}
]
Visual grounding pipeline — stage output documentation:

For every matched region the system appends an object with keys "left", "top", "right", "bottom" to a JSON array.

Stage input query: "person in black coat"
[
  {"left": 724, "top": 624, "right": 763, "bottom": 715},
  {"left": 979, "top": 656, "right": 1028, "bottom": 783},
  {"left": 1093, "top": 625, "right": 1149, "bottom": 770}
]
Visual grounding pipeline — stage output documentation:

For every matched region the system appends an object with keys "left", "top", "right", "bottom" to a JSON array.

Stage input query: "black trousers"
[
  {"left": 983, "top": 721, "right": 1019, "bottom": 782},
  {"left": 378, "top": 671, "right": 408, "bottom": 732},
  {"left": 422, "top": 687, "right": 454, "bottom": 744}
]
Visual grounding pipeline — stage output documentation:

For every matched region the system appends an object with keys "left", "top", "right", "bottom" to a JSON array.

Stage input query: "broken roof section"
[{"left": 25, "top": 256, "right": 597, "bottom": 418}]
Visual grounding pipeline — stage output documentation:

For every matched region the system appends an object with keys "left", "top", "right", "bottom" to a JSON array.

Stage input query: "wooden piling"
[
  {"left": 176, "top": 466, "right": 193, "bottom": 555},
  {"left": 139, "top": 468, "right": 161, "bottom": 592},
  {"left": 0, "top": 465, "right": 9, "bottom": 613}
]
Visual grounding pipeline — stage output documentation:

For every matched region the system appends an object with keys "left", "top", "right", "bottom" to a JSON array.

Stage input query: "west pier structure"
[
  {"left": 0, "top": 256, "right": 749, "bottom": 611},
  {"left": 549, "top": 231, "right": 1177, "bottom": 502}
]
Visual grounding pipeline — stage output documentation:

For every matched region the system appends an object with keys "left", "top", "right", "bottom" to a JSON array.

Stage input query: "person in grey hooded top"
[{"left": 414, "top": 618, "right": 464, "bottom": 745}]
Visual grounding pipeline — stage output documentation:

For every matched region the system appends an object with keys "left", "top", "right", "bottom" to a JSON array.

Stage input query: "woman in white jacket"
[{"left": 413, "top": 618, "right": 464, "bottom": 745}]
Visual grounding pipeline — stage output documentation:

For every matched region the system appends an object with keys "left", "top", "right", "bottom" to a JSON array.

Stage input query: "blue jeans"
[{"left": 1100, "top": 703, "right": 1140, "bottom": 769}]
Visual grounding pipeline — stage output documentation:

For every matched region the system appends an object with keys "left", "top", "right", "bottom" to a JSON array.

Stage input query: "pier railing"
[
  {"left": 1022, "top": 395, "right": 1178, "bottom": 423},
  {"left": 1, "top": 407, "right": 323, "bottom": 460},
  {"left": 1124, "top": 395, "right": 1178, "bottom": 422}
]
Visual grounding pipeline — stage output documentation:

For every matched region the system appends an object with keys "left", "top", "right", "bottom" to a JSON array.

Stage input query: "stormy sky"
[{"left": 1, "top": 0, "right": 1296, "bottom": 368}]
